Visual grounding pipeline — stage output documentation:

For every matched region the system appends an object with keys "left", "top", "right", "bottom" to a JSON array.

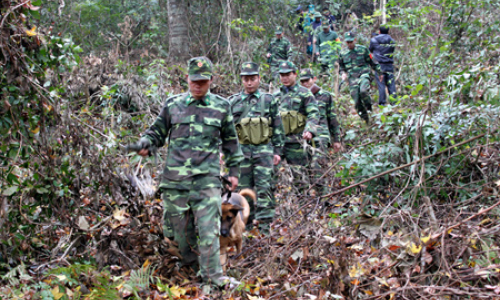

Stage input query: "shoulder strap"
[
  {"left": 235, "top": 95, "right": 253, "bottom": 124},
  {"left": 260, "top": 94, "right": 268, "bottom": 116}
]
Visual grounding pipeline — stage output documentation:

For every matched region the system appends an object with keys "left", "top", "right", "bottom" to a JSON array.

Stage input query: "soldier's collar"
[
  {"left": 280, "top": 84, "right": 298, "bottom": 93},
  {"left": 186, "top": 92, "right": 211, "bottom": 106},
  {"left": 242, "top": 90, "right": 260, "bottom": 101}
]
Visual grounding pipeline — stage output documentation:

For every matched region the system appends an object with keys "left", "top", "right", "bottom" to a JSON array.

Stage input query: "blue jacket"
[{"left": 369, "top": 34, "right": 396, "bottom": 65}]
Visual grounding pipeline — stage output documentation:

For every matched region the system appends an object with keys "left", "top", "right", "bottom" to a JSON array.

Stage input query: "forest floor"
[{"left": 1, "top": 57, "right": 500, "bottom": 300}]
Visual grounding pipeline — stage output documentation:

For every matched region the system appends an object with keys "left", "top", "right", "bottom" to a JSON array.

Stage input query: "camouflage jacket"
[
  {"left": 311, "top": 85, "right": 340, "bottom": 144},
  {"left": 142, "top": 92, "right": 243, "bottom": 189},
  {"left": 267, "top": 37, "right": 292, "bottom": 64},
  {"left": 339, "top": 44, "right": 381, "bottom": 80},
  {"left": 315, "top": 30, "right": 340, "bottom": 56},
  {"left": 274, "top": 84, "right": 320, "bottom": 144},
  {"left": 228, "top": 90, "right": 285, "bottom": 158}
]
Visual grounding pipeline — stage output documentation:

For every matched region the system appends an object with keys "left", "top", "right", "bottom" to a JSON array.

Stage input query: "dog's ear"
[{"left": 229, "top": 204, "right": 244, "bottom": 216}]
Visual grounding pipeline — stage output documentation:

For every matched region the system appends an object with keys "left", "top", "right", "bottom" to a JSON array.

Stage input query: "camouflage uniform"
[
  {"left": 141, "top": 57, "right": 243, "bottom": 286},
  {"left": 315, "top": 25, "right": 341, "bottom": 72},
  {"left": 267, "top": 26, "right": 292, "bottom": 81},
  {"left": 228, "top": 62, "right": 285, "bottom": 230},
  {"left": 274, "top": 61, "right": 320, "bottom": 190},
  {"left": 300, "top": 68, "right": 341, "bottom": 194},
  {"left": 339, "top": 32, "right": 381, "bottom": 122}
]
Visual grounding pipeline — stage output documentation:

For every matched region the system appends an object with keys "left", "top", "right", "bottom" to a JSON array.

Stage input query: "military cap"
[
  {"left": 299, "top": 68, "right": 314, "bottom": 80},
  {"left": 344, "top": 31, "right": 355, "bottom": 42},
  {"left": 275, "top": 26, "right": 283, "bottom": 34},
  {"left": 278, "top": 61, "right": 297, "bottom": 74},
  {"left": 314, "top": 12, "right": 322, "bottom": 18},
  {"left": 321, "top": 22, "right": 330, "bottom": 29},
  {"left": 188, "top": 56, "right": 213, "bottom": 81},
  {"left": 240, "top": 62, "right": 259, "bottom": 76}
]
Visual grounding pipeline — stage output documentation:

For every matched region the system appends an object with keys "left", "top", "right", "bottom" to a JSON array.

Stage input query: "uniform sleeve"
[
  {"left": 314, "top": 95, "right": 332, "bottom": 145},
  {"left": 269, "top": 95, "right": 285, "bottom": 156},
  {"left": 286, "top": 40, "right": 293, "bottom": 60},
  {"left": 142, "top": 100, "right": 172, "bottom": 147},
  {"left": 267, "top": 39, "right": 273, "bottom": 54},
  {"left": 326, "top": 93, "right": 340, "bottom": 143},
  {"left": 221, "top": 103, "right": 244, "bottom": 178},
  {"left": 315, "top": 33, "right": 321, "bottom": 50},
  {"left": 366, "top": 47, "right": 381, "bottom": 72},
  {"left": 339, "top": 53, "right": 347, "bottom": 74},
  {"left": 303, "top": 91, "right": 320, "bottom": 135}
]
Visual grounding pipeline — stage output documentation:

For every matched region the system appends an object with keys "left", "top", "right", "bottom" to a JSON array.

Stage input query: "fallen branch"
[{"left": 321, "top": 133, "right": 486, "bottom": 198}]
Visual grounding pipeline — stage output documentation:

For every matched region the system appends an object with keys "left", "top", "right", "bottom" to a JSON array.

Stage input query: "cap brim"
[
  {"left": 300, "top": 75, "right": 312, "bottom": 80},
  {"left": 240, "top": 72, "right": 259, "bottom": 76},
  {"left": 279, "top": 68, "right": 295, "bottom": 74},
  {"left": 275, "top": 31, "right": 283, "bottom": 34},
  {"left": 189, "top": 74, "right": 212, "bottom": 81},
  {"left": 345, "top": 38, "right": 354, "bottom": 42}
]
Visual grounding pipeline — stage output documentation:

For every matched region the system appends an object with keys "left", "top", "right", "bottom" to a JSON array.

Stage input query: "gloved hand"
[{"left": 341, "top": 73, "right": 348, "bottom": 81}]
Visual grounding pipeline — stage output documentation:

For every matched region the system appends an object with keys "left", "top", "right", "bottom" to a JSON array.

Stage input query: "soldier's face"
[
  {"left": 276, "top": 33, "right": 282, "bottom": 39},
  {"left": 300, "top": 77, "right": 316, "bottom": 89},
  {"left": 242, "top": 75, "right": 260, "bottom": 94},
  {"left": 280, "top": 71, "right": 297, "bottom": 87},
  {"left": 187, "top": 77, "right": 213, "bottom": 99},
  {"left": 346, "top": 40, "right": 356, "bottom": 50}
]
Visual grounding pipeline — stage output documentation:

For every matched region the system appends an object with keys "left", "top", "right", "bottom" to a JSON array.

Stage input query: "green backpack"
[
  {"left": 280, "top": 110, "right": 306, "bottom": 135},
  {"left": 235, "top": 96, "right": 271, "bottom": 145}
]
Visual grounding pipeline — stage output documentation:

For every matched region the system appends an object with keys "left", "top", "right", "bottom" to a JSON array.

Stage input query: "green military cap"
[
  {"left": 314, "top": 12, "right": 322, "bottom": 18},
  {"left": 321, "top": 21, "right": 330, "bottom": 29},
  {"left": 275, "top": 26, "right": 283, "bottom": 34},
  {"left": 278, "top": 61, "right": 297, "bottom": 74},
  {"left": 188, "top": 56, "right": 213, "bottom": 81},
  {"left": 344, "top": 31, "right": 355, "bottom": 42},
  {"left": 299, "top": 68, "right": 314, "bottom": 80},
  {"left": 240, "top": 62, "right": 259, "bottom": 76}
]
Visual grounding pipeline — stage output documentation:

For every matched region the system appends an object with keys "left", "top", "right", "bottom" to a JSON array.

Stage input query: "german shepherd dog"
[{"left": 219, "top": 188, "right": 255, "bottom": 269}]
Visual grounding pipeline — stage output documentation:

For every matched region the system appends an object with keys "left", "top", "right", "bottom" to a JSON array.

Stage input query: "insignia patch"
[
  {"left": 246, "top": 64, "right": 252, "bottom": 68},
  {"left": 198, "top": 62, "right": 203, "bottom": 67}
]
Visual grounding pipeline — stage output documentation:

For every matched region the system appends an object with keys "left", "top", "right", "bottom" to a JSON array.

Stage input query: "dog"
[{"left": 219, "top": 188, "right": 255, "bottom": 269}]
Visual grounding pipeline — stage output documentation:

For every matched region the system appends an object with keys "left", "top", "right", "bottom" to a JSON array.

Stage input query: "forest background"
[{"left": 1, "top": 0, "right": 500, "bottom": 299}]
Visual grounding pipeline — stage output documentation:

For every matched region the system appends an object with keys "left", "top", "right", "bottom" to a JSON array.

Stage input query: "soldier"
[
  {"left": 339, "top": 32, "right": 382, "bottom": 124},
  {"left": 299, "top": 68, "right": 341, "bottom": 195},
  {"left": 308, "top": 12, "right": 323, "bottom": 56},
  {"left": 299, "top": 68, "right": 341, "bottom": 152},
  {"left": 228, "top": 62, "right": 285, "bottom": 233},
  {"left": 314, "top": 23, "right": 341, "bottom": 73},
  {"left": 274, "top": 61, "right": 320, "bottom": 190},
  {"left": 266, "top": 26, "right": 292, "bottom": 82},
  {"left": 136, "top": 56, "right": 243, "bottom": 289}
]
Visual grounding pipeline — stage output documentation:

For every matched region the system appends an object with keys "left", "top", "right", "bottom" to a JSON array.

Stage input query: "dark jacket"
[{"left": 369, "top": 34, "right": 395, "bottom": 65}]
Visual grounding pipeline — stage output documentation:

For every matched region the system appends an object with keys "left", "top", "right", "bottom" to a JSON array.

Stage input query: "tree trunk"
[{"left": 167, "top": 0, "right": 190, "bottom": 62}]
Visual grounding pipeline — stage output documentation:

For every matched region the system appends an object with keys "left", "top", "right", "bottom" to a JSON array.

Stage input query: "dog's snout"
[{"left": 221, "top": 229, "right": 230, "bottom": 237}]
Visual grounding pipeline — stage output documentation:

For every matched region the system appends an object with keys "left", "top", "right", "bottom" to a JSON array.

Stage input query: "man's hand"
[
  {"left": 219, "top": 153, "right": 224, "bottom": 165},
  {"left": 266, "top": 53, "right": 272, "bottom": 58},
  {"left": 273, "top": 155, "right": 281, "bottom": 166},
  {"left": 303, "top": 131, "right": 313, "bottom": 140},
  {"left": 379, "top": 74, "right": 384, "bottom": 83},
  {"left": 137, "top": 137, "right": 151, "bottom": 157},
  {"left": 315, "top": 52, "right": 320, "bottom": 56},
  {"left": 341, "top": 73, "right": 348, "bottom": 81},
  {"left": 307, "top": 42, "right": 311, "bottom": 46},
  {"left": 227, "top": 176, "right": 238, "bottom": 191},
  {"left": 332, "top": 142, "right": 342, "bottom": 153}
]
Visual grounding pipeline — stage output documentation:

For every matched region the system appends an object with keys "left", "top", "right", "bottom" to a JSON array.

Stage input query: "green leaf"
[{"left": 2, "top": 185, "right": 18, "bottom": 196}]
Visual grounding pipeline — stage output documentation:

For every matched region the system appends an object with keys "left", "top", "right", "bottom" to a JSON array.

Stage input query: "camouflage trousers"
[
  {"left": 309, "top": 141, "right": 330, "bottom": 195},
  {"left": 239, "top": 155, "right": 275, "bottom": 228},
  {"left": 349, "top": 75, "right": 372, "bottom": 122},
  {"left": 281, "top": 142, "right": 313, "bottom": 192},
  {"left": 162, "top": 185, "right": 223, "bottom": 284},
  {"left": 270, "top": 59, "right": 286, "bottom": 82}
]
